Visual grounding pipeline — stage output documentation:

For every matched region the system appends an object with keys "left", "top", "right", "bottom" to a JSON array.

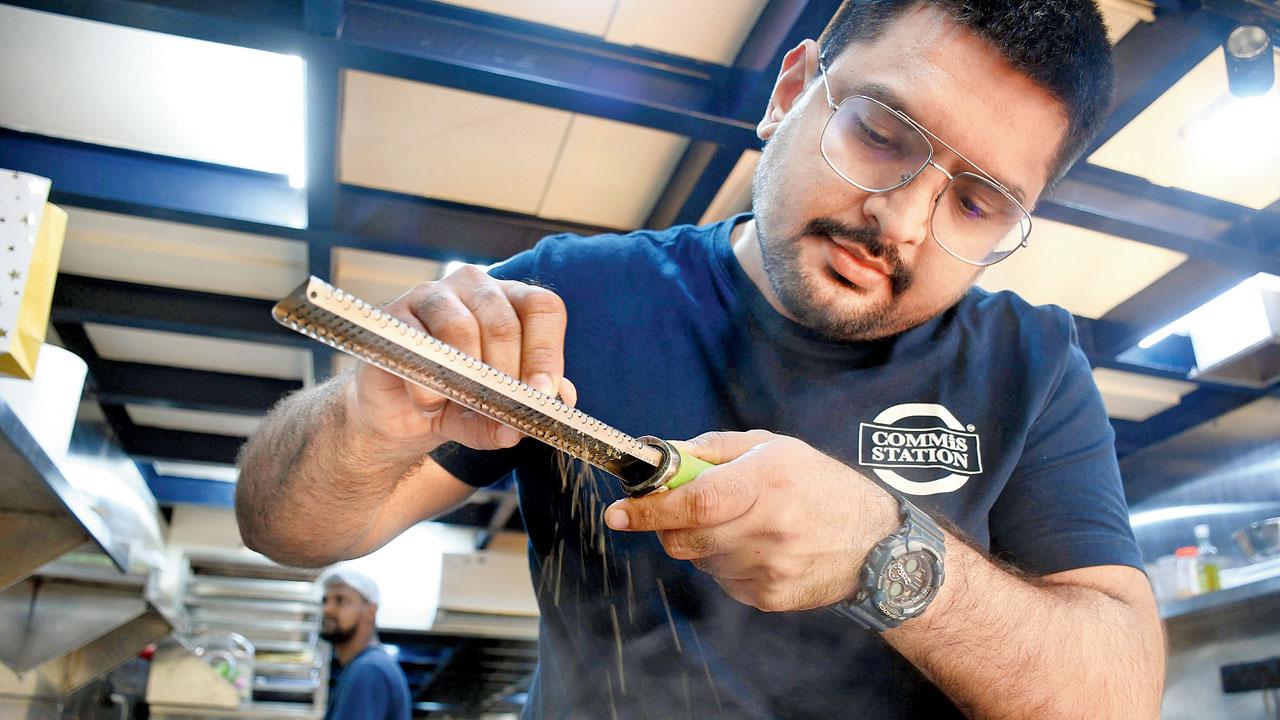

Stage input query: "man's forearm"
[
  {"left": 235, "top": 371, "right": 436, "bottom": 566},
  {"left": 884, "top": 537, "right": 1165, "bottom": 719}
]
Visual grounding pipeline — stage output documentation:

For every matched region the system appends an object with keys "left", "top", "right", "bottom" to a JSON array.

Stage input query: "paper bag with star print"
[{"left": 0, "top": 170, "right": 67, "bottom": 379}]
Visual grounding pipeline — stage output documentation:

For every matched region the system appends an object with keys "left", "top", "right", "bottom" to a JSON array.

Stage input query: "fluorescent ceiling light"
[
  {"left": 0, "top": 8, "right": 306, "bottom": 184},
  {"left": 1138, "top": 318, "right": 1187, "bottom": 349},
  {"left": 1136, "top": 272, "right": 1280, "bottom": 356},
  {"left": 1183, "top": 92, "right": 1280, "bottom": 169}
]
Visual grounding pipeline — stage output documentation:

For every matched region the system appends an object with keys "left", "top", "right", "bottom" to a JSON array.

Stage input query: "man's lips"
[{"left": 823, "top": 235, "right": 891, "bottom": 289}]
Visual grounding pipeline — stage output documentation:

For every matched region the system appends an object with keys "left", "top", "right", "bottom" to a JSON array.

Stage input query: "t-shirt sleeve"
[
  {"left": 987, "top": 314, "right": 1143, "bottom": 576},
  {"left": 328, "top": 663, "right": 391, "bottom": 720},
  {"left": 427, "top": 236, "right": 568, "bottom": 488}
]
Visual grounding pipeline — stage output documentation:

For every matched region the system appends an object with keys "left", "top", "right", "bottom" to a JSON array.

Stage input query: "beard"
[
  {"left": 749, "top": 123, "right": 915, "bottom": 342},
  {"left": 756, "top": 212, "right": 916, "bottom": 342},
  {"left": 320, "top": 620, "right": 357, "bottom": 645}
]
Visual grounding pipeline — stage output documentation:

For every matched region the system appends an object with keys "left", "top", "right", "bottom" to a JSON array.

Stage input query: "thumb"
[{"left": 671, "top": 429, "right": 778, "bottom": 465}]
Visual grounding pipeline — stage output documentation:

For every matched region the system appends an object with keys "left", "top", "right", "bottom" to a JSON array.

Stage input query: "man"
[
  {"left": 318, "top": 569, "right": 411, "bottom": 720},
  {"left": 238, "top": 1, "right": 1166, "bottom": 717}
]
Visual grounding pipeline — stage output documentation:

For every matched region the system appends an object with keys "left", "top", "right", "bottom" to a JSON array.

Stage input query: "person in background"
[{"left": 318, "top": 569, "right": 411, "bottom": 720}]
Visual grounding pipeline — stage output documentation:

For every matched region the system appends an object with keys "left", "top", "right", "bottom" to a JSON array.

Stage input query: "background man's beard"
[
  {"left": 320, "top": 623, "right": 357, "bottom": 645},
  {"left": 757, "top": 216, "right": 915, "bottom": 342}
]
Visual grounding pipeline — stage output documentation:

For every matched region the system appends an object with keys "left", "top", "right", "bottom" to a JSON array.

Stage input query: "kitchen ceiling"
[{"left": 0, "top": 0, "right": 1273, "bottom": 490}]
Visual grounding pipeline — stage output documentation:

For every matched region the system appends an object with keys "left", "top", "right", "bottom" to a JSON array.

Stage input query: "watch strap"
[{"left": 831, "top": 496, "right": 945, "bottom": 631}]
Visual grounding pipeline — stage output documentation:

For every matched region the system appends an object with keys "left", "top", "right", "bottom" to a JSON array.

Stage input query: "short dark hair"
[{"left": 818, "top": 0, "right": 1114, "bottom": 186}]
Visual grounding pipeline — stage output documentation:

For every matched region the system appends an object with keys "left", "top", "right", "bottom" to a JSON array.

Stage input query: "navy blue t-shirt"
[
  {"left": 432, "top": 216, "right": 1141, "bottom": 719},
  {"left": 324, "top": 645, "right": 411, "bottom": 720}
]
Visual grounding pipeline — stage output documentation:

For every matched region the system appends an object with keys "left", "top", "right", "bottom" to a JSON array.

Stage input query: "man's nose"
[{"left": 858, "top": 164, "right": 949, "bottom": 250}]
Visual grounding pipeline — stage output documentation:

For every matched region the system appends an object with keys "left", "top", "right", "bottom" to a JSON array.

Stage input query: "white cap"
[{"left": 319, "top": 567, "right": 380, "bottom": 605}]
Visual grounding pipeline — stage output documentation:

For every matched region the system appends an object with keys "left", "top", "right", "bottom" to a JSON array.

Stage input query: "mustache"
[{"left": 801, "top": 218, "right": 913, "bottom": 296}]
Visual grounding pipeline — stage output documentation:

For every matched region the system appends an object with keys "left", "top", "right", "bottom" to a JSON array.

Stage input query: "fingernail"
[
  {"left": 604, "top": 505, "right": 629, "bottom": 530},
  {"left": 529, "top": 373, "right": 556, "bottom": 396}
]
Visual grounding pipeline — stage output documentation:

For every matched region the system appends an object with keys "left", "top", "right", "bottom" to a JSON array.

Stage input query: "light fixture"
[{"left": 1224, "top": 25, "right": 1275, "bottom": 98}]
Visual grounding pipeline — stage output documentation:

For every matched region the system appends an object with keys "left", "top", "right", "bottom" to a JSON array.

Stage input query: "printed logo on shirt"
[{"left": 857, "top": 403, "right": 982, "bottom": 496}]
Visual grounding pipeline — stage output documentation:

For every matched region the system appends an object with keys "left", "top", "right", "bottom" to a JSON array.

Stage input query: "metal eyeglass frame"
[{"left": 816, "top": 57, "right": 1033, "bottom": 267}]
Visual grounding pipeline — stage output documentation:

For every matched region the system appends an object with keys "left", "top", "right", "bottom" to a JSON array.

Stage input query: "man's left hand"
[{"left": 604, "top": 430, "right": 900, "bottom": 612}]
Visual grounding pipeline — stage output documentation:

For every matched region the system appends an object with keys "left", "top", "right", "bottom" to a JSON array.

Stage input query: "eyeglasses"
[{"left": 817, "top": 59, "right": 1032, "bottom": 267}]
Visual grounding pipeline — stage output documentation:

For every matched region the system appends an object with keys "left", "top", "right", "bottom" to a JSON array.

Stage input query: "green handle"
[{"left": 665, "top": 447, "right": 717, "bottom": 490}]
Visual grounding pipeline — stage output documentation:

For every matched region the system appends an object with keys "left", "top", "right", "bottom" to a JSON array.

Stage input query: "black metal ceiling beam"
[
  {"left": 2, "top": 0, "right": 756, "bottom": 146},
  {"left": 1038, "top": 163, "right": 1277, "bottom": 275},
  {"left": 1111, "top": 382, "right": 1275, "bottom": 459},
  {"left": 0, "top": 129, "right": 614, "bottom": 263},
  {"left": 1090, "top": 259, "right": 1254, "bottom": 356},
  {"left": 333, "top": 184, "right": 613, "bottom": 263},
  {"left": 90, "top": 361, "right": 300, "bottom": 415},
  {"left": 1086, "top": 7, "right": 1237, "bottom": 154},
  {"left": 52, "top": 273, "right": 304, "bottom": 347},
  {"left": 117, "top": 425, "right": 248, "bottom": 465},
  {"left": 52, "top": 322, "right": 250, "bottom": 465},
  {"left": 646, "top": 0, "right": 842, "bottom": 228}
]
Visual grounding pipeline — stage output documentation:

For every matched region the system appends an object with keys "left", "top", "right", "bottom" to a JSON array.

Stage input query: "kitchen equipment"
[
  {"left": 1235, "top": 517, "right": 1280, "bottom": 562},
  {"left": 273, "top": 277, "right": 715, "bottom": 497}
]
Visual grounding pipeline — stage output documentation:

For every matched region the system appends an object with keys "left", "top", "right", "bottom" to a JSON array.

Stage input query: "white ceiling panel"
[
  {"left": 539, "top": 116, "right": 689, "bottom": 228},
  {"left": 436, "top": 0, "right": 617, "bottom": 36},
  {"left": 1092, "top": 367, "right": 1196, "bottom": 421},
  {"left": 1089, "top": 47, "right": 1280, "bottom": 210},
  {"left": 126, "top": 405, "right": 263, "bottom": 438},
  {"left": 58, "top": 207, "right": 308, "bottom": 299},
  {"left": 333, "top": 247, "right": 444, "bottom": 308},
  {"left": 340, "top": 71, "right": 573, "bottom": 214},
  {"left": 83, "top": 324, "right": 311, "bottom": 382},
  {"left": 700, "top": 149, "right": 760, "bottom": 224},
  {"left": 0, "top": 5, "right": 304, "bottom": 181},
  {"left": 605, "top": 0, "right": 769, "bottom": 65},
  {"left": 977, "top": 218, "right": 1186, "bottom": 318}
]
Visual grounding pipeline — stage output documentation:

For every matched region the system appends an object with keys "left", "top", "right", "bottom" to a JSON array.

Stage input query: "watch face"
[{"left": 880, "top": 550, "right": 938, "bottom": 612}]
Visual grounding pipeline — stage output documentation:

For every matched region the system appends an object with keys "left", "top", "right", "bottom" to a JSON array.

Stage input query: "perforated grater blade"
[{"left": 272, "top": 276, "right": 682, "bottom": 495}]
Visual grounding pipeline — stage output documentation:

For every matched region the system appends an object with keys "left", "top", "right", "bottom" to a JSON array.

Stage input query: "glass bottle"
[{"left": 1194, "top": 523, "right": 1221, "bottom": 593}]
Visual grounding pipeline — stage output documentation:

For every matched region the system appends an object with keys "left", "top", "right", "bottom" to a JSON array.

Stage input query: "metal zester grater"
[{"left": 272, "top": 277, "right": 713, "bottom": 496}]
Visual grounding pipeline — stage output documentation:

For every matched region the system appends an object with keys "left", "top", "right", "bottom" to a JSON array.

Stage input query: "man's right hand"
[{"left": 347, "top": 265, "right": 577, "bottom": 452}]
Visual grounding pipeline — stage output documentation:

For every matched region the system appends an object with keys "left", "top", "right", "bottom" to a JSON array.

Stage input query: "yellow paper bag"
[{"left": 0, "top": 170, "right": 67, "bottom": 379}]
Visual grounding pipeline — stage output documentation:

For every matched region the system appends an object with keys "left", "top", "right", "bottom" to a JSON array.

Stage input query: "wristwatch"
[{"left": 831, "top": 496, "right": 946, "bottom": 631}]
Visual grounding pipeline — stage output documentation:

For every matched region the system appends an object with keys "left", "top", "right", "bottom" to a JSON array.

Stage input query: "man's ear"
[{"left": 757, "top": 39, "right": 820, "bottom": 141}]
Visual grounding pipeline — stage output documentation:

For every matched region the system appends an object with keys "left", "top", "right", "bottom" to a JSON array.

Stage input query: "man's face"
[
  {"left": 751, "top": 5, "right": 1069, "bottom": 341},
  {"left": 320, "top": 583, "right": 369, "bottom": 644}
]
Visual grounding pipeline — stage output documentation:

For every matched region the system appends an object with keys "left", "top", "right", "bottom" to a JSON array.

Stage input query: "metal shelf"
[
  {"left": 151, "top": 700, "right": 323, "bottom": 719},
  {"left": 1161, "top": 573, "right": 1280, "bottom": 621},
  {"left": 0, "top": 399, "right": 129, "bottom": 590}
]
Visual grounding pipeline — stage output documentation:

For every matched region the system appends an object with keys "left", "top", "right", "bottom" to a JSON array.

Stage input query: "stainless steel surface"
[
  {"left": 1162, "top": 579, "right": 1280, "bottom": 720},
  {"left": 1120, "top": 395, "right": 1280, "bottom": 718},
  {"left": 1236, "top": 517, "right": 1280, "bottom": 562},
  {"left": 150, "top": 700, "right": 326, "bottom": 719},
  {"left": 1124, "top": 396, "right": 1280, "bottom": 558},
  {"left": 0, "top": 512, "right": 87, "bottom": 592},
  {"left": 0, "top": 547, "right": 181, "bottom": 698},
  {"left": 187, "top": 576, "right": 318, "bottom": 603},
  {"left": 0, "top": 607, "right": 170, "bottom": 700},
  {"left": 273, "top": 277, "right": 663, "bottom": 482},
  {"left": 0, "top": 398, "right": 124, "bottom": 587},
  {"left": 0, "top": 577, "right": 148, "bottom": 672},
  {"left": 1161, "top": 572, "right": 1280, "bottom": 620}
]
